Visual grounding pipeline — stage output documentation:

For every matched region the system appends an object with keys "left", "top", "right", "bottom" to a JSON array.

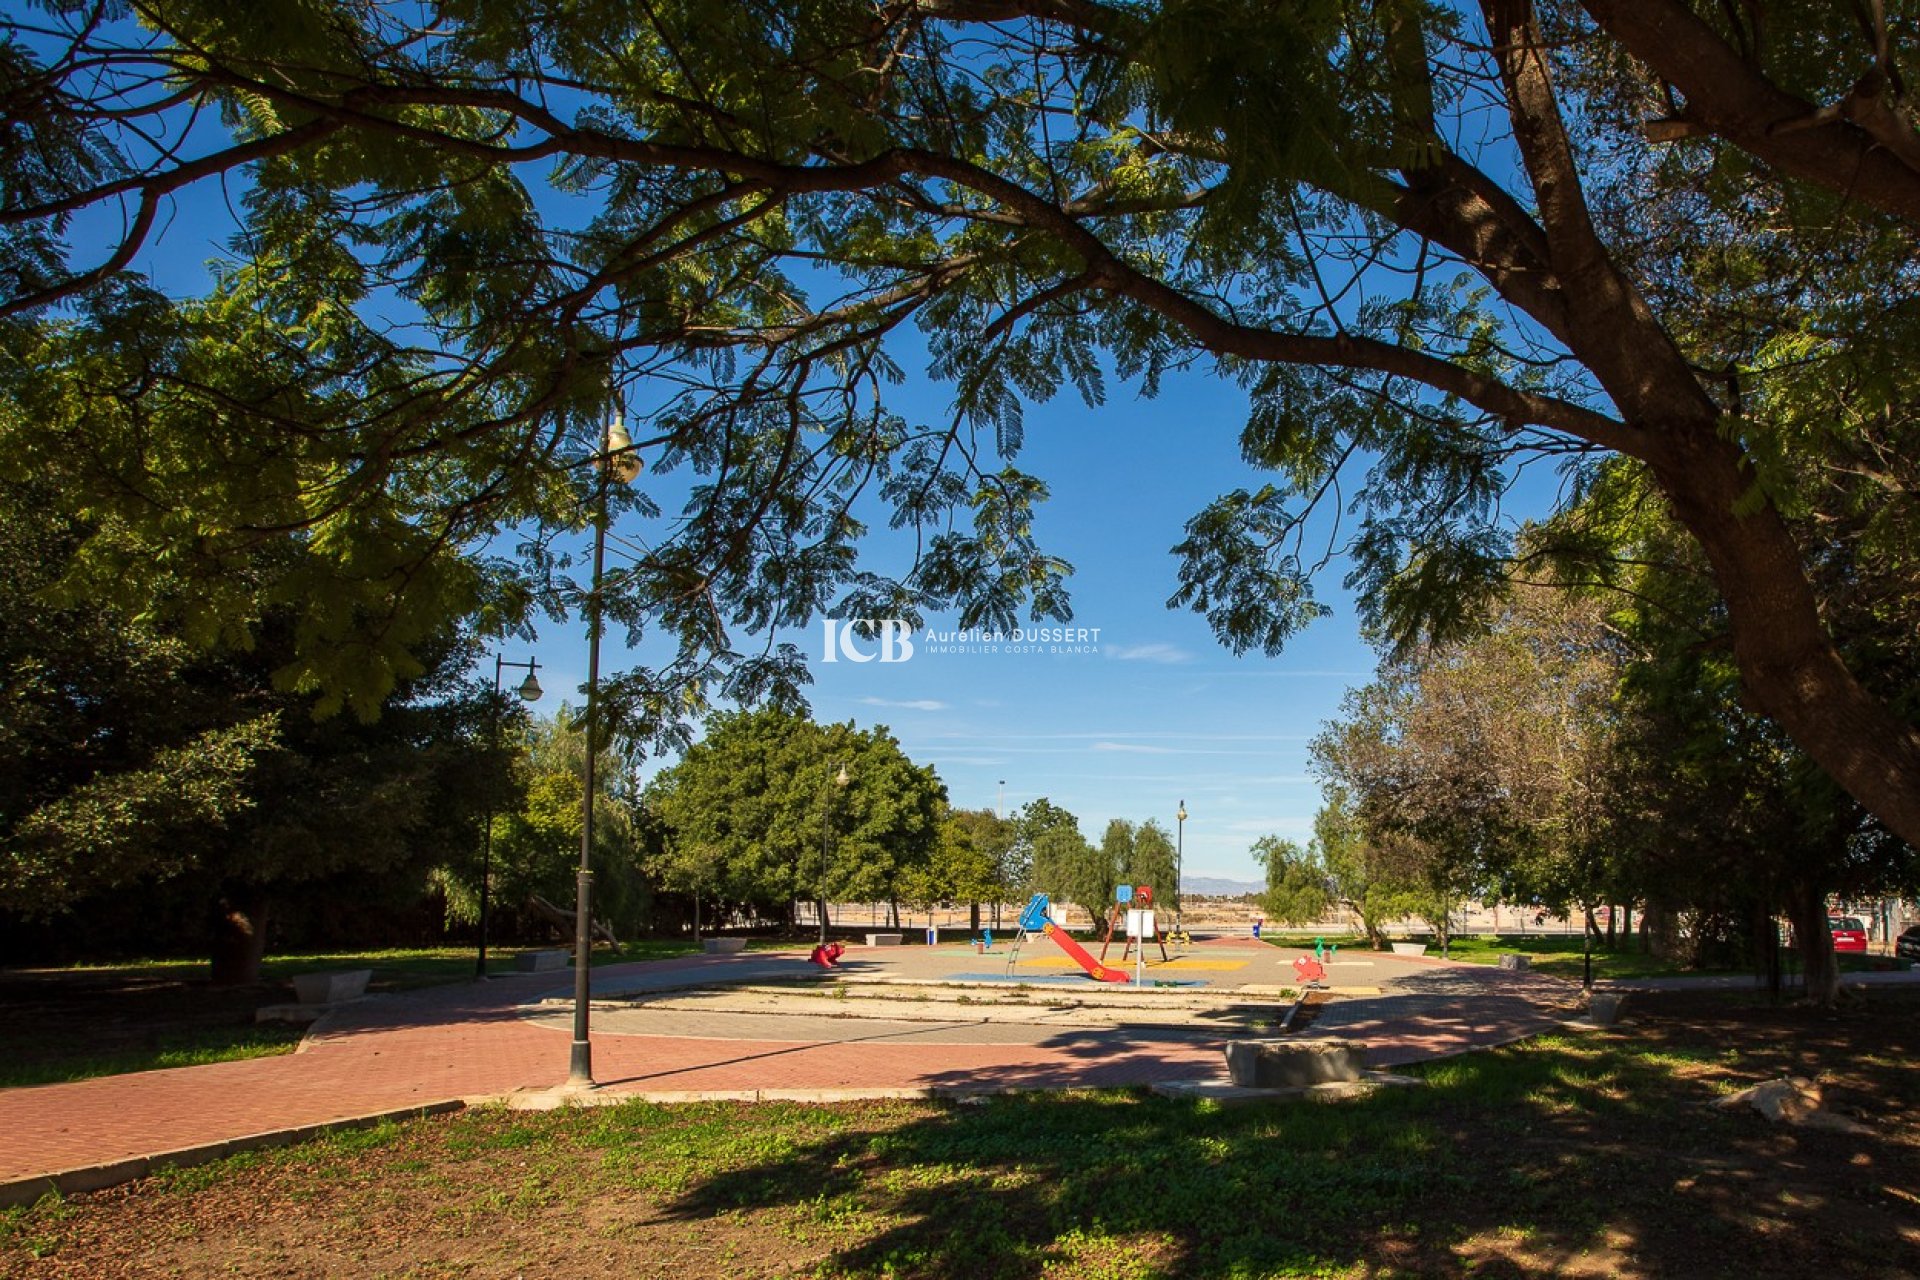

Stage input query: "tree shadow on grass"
[{"left": 637, "top": 992, "right": 1920, "bottom": 1278}]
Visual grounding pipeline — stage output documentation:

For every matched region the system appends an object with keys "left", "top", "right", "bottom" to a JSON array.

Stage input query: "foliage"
[
  {"left": 1022, "top": 798, "right": 1102, "bottom": 928},
  {"left": 0, "top": 479, "right": 500, "bottom": 975},
  {"left": 4, "top": 1, "right": 1920, "bottom": 852},
  {"left": 646, "top": 708, "right": 945, "bottom": 925},
  {"left": 1250, "top": 835, "right": 1328, "bottom": 927},
  {"left": 433, "top": 707, "right": 655, "bottom": 939}
]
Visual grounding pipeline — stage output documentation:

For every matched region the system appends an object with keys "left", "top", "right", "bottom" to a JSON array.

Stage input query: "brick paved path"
[{"left": 0, "top": 950, "right": 1577, "bottom": 1187}]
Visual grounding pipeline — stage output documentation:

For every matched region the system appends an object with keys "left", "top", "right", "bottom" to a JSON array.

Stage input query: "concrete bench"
[
  {"left": 290, "top": 969, "right": 372, "bottom": 1004},
  {"left": 865, "top": 933, "right": 904, "bottom": 946},
  {"left": 1497, "top": 953, "right": 1531, "bottom": 971},
  {"left": 514, "top": 949, "right": 570, "bottom": 972},
  {"left": 1225, "top": 1038, "right": 1368, "bottom": 1088},
  {"left": 1390, "top": 942, "right": 1428, "bottom": 957},
  {"left": 702, "top": 937, "right": 747, "bottom": 954}
]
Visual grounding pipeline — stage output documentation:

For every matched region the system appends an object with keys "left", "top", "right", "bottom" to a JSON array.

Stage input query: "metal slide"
[{"left": 1016, "top": 893, "right": 1131, "bottom": 983}]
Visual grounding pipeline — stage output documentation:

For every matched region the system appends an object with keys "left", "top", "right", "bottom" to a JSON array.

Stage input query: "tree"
[
  {"left": 0, "top": 481, "right": 500, "bottom": 982},
  {"left": 9, "top": 2, "right": 1920, "bottom": 858},
  {"left": 647, "top": 708, "right": 944, "bottom": 929},
  {"left": 1126, "top": 819, "right": 1179, "bottom": 903},
  {"left": 1019, "top": 798, "right": 1103, "bottom": 926},
  {"left": 1310, "top": 792, "right": 1419, "bottom": 950},
  {"left": 435, "top": 708, "right": 651, "bottom": 944},
  {"left": 930, "top": 807, "right": 1016, "bottom": 930},
  {"left": 1251, "top": 836, "right": 1329, "bottom": 928}
]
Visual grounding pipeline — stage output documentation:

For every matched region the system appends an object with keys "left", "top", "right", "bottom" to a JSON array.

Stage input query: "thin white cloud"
[
  {"left": 1105, "top": 642, "right": 1196, "bottom": 664},
  {"left": 1091, "top": 741, "right": 1176, "bottom": 754},
  {"left": 858, "top": 696, "right": 950, "bottom": 712}
]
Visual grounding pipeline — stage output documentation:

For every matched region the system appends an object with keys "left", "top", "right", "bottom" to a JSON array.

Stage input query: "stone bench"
[
  {"left": 514, "top": 949, "right": 570, "bottom": 972},
  {"left": 290, "top": 969, "right": 372, "bottom": 1005},
  {"left": 1225, "top": 1038, "right": 1368, "bottom": 1089},
  {"left": 1390, "top": 942, "right": 1428, "bottom": 957},
  {"left": 865, "top": 933, "right": 904, "bottom": 946},
  {"left": 1498, "top": 953, "right": 1531, "bottom": 971},
  {"left": 702, "top": 937, "right": 748, "bottom": 954}
]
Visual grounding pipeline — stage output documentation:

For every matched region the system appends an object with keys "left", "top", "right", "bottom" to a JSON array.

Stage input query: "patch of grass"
[
  {"left": 1438, "top": 934, "right": 1704, "bottom": 980},
  {"left": 7, "top": 993, "right": 1919, "bottom": 1277},
  {"left": 0, "top": 1021, "right": 307, "bottom": 1088}
]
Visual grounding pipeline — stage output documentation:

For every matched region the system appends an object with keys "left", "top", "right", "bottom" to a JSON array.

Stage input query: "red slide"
[{"left": 1043, "top": 921, "right": 1131, "bottom": 983}]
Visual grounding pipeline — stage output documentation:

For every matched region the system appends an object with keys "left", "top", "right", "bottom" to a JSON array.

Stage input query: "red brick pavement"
[{"left": 0, "top": 951, "right": 1576, "bottom": 1186}]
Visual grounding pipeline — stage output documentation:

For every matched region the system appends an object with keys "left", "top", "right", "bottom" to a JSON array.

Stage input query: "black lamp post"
[
  {"left": 1175, "top": 800, "right": 1187, "bottom": 925},
  {"left": 478, "top": 655, "right": 541, "bottom": 978},
  {"left": 819, "top": 762, "right": 849, "bottom": 944},
  {"left": 568, "top": 413, "right": 641, "bottom": 1090}
]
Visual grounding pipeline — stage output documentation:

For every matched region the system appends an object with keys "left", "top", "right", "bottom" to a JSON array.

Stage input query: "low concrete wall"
[
  {"left": 1224, "top": 1039, "right": 1368, "bottom": 1089},
  {"left": 290, "top": 970, "right": 372, "bottom": 1004}
]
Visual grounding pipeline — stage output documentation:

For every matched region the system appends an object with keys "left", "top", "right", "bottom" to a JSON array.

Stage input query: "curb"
[{"left": 0, "top": 1100, "right": 467, "bottom": 1209}]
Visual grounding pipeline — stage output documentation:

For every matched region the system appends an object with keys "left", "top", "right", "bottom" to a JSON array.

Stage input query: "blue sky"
[
  {"left": 523, "top": 361, "right": 1382, "bottom": 885},
  {"left": 82, "top": 64, "right": 1565, "bottom": 887},
  {"left": 111, "top": 177, "right": 1395, "bottom": 884}
]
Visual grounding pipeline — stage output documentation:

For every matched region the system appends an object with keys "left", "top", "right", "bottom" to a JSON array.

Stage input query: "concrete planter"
[
  {"left": 291, "top": 969, "right": 371, "bottom": 1005},
  {"left": 1390, "top": 942, "right": 1428, "bottom": 957},
  {"left": 513, "top": 949, "right": 569, "bottom": 972},
  {"left": 1225, "top": 1038, "right": 1368, "bottom": 1088},
  {"left": 1588, "top": 991, "right": 1628, "bottom": 1025},
  {"left": 702, "top": 937, "right": 748, "bottom": 954}
]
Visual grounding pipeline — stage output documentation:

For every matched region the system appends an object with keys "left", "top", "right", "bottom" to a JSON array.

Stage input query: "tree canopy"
[
  {"left": 645, "top": 707, "right": 946, "bottom": 927},
  {"left": 4, "top": 1, "right": 1920, "bottom": 853}
]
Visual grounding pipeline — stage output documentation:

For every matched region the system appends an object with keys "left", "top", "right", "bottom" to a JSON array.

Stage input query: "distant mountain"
[{"left": 1182, "top": 876, "right": 1264, "bottom": 897}]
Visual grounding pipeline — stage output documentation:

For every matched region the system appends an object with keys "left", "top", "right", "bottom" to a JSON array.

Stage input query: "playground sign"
[{"left": 1125, "top": 908, "right": 1155, "bottom": 938}]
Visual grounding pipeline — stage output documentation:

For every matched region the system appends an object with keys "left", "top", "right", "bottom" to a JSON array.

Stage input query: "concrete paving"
[{"left": 0, "top": 937, "right": 1580, "bottom": 1201}]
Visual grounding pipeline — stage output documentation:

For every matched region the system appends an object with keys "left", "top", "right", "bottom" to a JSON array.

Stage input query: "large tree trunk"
[
  {"left": 209, "top": 888, "right": 270, "bottom": 986},
  {"left": 1642, "top": 900, "right": 1681, "bottom": 960},
  {"left": 1481, "top": 3, "right": 1920, "bottom": 855},
  {"left": 1651, "top": 433, "right": 1920, "bottom": 853},
  {"left": 1784, "top": 880, "right": 1840, "bottom": 1008}
]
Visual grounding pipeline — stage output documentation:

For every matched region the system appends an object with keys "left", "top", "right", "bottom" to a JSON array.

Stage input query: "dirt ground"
[{"left": 5, "top": 987, "right": 1918, "bottom": 1278}]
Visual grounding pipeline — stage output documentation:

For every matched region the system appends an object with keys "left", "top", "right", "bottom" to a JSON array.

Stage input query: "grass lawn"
[
  {"left": 0, "top": 938, "right": 782, "bottom": 1088},
  {"left": 1436, "top": 935, "right": 1913, "bottom": 983},
  {"left": 5, "top": 989, "right": 1918, "bottom": 1278}
]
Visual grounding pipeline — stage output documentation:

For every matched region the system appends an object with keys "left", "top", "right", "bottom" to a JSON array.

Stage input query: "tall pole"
[
  {"left": 478, "top": 659, "right": 505, "bottom": 979},
  {"left": 567, "top": 411, "right": 640, "bottom": 1089},
  {"left": 569, "top": 476, "right": 608, "bottom": 1088},
  {"left": 478, "top": 655, "right": 539, "bottom": 979},
  {"left": 819, "top": 762, "right": 848, "bottom": 945},
  {"left": 1175, "top": 800, "right": 1187, "bottom": 926}
]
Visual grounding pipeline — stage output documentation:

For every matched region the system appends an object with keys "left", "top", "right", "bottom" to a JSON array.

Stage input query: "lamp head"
[
  {"left": 600, "top": 416, "right": 642, "bottom": 485},
  {"left": 516, "top": 671, "right": 543, "bottom": 702},
  {"left": 1177, "top": 801, "right": 1187, "bottom": 823},
  {"left": 835, "top": 764, "right": 850, "bottom": 788}
]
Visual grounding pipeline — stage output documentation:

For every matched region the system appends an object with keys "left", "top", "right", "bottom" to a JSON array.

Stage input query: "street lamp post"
[
  {"left": 478, "top": 655, "right": 542, "bottom": 978},
  {"left": 819, "top": 762, "right": 850, "bottom": 944},
  {"left": 1175, "top": 800, "right": 1187, "bottom": 926},
  {"left": 568, "top": 412, "right": 641, "bottom": 1090}
]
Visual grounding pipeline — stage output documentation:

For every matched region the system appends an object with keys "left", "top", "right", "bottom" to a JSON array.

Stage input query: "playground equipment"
[
  {"left": 1098, "top": 884, "right": 1168, "bottom": 964},
  {"left": 1007, "top": 893, "right": 1129, "bottom": 982},
  {"left": 1291, "top": 940, "right": 1336, "bottom": 987},
  {"left": 809, "top": 941, "right": 846, "bottom": 969}
]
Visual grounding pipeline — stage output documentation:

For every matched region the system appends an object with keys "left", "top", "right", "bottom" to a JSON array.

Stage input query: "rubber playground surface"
[{"left": 0, "top": 933, "right": 1585, "bottom": 1198}]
